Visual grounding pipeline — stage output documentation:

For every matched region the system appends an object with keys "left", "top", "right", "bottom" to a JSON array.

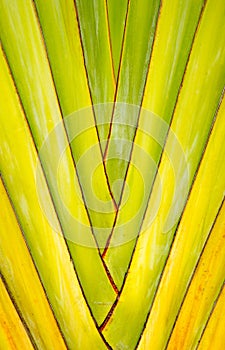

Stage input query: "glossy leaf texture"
[{"left": 0, "top": 0, "right": 224, "bottom": 349}]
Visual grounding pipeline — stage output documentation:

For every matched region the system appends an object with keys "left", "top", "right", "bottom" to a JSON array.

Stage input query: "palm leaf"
[{"left": 0, "top": 0, "right": 224, "bottom": 349}]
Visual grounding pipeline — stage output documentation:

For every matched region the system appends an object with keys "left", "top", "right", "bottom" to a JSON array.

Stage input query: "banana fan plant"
[{"left": 0, "top": 0, "right": 225, "bottom": 349}]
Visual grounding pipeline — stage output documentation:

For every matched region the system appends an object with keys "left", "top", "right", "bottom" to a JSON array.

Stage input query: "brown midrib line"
[
  {"left": 102, "top": 259, "right": 119, "bottom": 294},
  {"left": 102, "top": 0, "right": 162, "bottom": 258},
  {"left": 73, "top": 0, "right": 118, "bottom": 213},
  {"left": 99, "top": 293, "right": 120, "bottom": 332},
  {"left": 101, "top": 0, "right": 210, "bottom": 331}
]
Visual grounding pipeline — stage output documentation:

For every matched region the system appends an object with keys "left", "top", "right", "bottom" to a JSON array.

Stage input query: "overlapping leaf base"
[{"left": 0, "top": 0, "right": 224, "bottom": 349}]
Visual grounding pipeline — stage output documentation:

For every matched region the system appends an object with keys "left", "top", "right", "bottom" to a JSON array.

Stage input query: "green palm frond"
[{"left": 0, "top": 0, "right": 224, "bottom": 349}]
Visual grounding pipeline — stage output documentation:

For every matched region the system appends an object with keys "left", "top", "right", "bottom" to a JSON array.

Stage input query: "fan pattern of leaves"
[{"left": 0, "top": 0, "right": 225, "bottom": 349}]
